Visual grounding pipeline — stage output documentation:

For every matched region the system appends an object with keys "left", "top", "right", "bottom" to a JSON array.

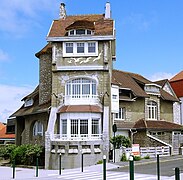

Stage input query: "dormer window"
[
  {"left": 24, "top": 98, "right": 33, "bottom": 107},
  {"left": 68, "top": 29, "right": 93, "bottom": 36}
]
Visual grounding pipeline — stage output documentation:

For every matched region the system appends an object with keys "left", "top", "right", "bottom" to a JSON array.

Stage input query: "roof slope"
[
  {"left": 112, "top": 69, "right": 149, "bottom": 97},
  {"left": 170, "top": 71, "right": 183, "bottom": 82},
  {"left": 47, "top": 14, "right": 114, "bottom": 37},
  {"left": 112, "top": 69, "right": 178, "bottom": 101},
  {"left": 134, "top": 119, "right": 183, "bottom": 130}
]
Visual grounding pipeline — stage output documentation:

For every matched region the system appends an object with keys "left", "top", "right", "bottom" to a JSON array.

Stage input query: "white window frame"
[
  {"left": 68, "top": 29, "right": 93, "bottom": 36},
  {"left": 24, "top": 98, "right": 33, "bottom": 107},
  {"left": 63, "top": 41, "right": 98, "bottom": 57},
  {"left": 33, "top": 121, "right": 43, "bottom": 136},
  {"left": 66, "top": 78, "right": 97, "bottom": 99},
  {"left": 147, "top": 101, "right": 157, "bottom": 120},
  {"left": 115, "top": 107, "right": 126, "bottom": 120}
]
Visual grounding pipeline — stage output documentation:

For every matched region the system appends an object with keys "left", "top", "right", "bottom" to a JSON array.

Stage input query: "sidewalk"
[{"left": 0, "top": 155, "right": 183, "bottom": 179}]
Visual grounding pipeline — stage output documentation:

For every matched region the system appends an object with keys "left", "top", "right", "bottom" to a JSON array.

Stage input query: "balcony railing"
[
  {"left": 64, "top": 95, "right": 99, "bottom": 105},
  {"left": 51, "top": 134, "right": 102, "bottom": 141}
]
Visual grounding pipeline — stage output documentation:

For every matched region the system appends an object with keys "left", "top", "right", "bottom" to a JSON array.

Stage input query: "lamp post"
[
  {"left": 59, "top": 153, "right": 62, "bottom": 175},
  {"left": 129, "top": 155, "right": 134, "bottom": 180},
  {"left": 103, "top": 155, "right": 106, "bottom": 180}
]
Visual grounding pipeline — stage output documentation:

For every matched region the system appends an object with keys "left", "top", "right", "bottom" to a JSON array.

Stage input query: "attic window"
[
  {"left": 24, "top": 98, "right": 33, "bottom": 107},
  {"left": 68, "top": 29, "right": 93, "bottom": 36}
]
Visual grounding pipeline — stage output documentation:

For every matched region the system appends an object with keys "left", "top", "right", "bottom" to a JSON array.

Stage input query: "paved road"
[{"left": 111, "top": 156, "right": 183, "bottom": 177}]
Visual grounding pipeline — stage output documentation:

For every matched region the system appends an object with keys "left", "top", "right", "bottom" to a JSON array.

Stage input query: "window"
[
  {"left": 63, "top": 42, "right": 98, "bottom": 57},
  {"left": 61, "top": 119, "right": 67, "bottom": 135},
  {"left": 33, "top": 121, "right": 43, "bottom": 136},
  {"left": 68, "top": 29, "right": 93, "bottom": 36},
  {"left": 66, "top": 78, "right": 97, "bottom": 99},
  {"left": 88, "top": 42, "right": 95, "bottom": 53},
  {"left": 77, "top": 43, "right": 84, "bottom": 53},
  {"left": 24, "top": 98, "right": 33, "bottom": 107},
  {"left": 115, "top": 107, "right": 126, "bottom": 120},
  {"left": 147, "top": 101, "right": 157, "bottom": 120},
  {"left": 70, "top": 119, "right": 88, "bottom": 137},
  {"left": 66, "top": 43, "right": 73, "bottom": 53},
  {"left": 92, "top": 119, "right": 99, "bottom": 134},
  {"left": 76, "top": 29, "right": 85, "bottom": 35}
]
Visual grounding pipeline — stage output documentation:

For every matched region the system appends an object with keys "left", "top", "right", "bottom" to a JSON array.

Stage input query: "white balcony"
[
  {"left": 64, "top": 95, "right": 99, "bottom": 105},
  {"left": 51, "top": 134, "right": 102, "bottom": 141}
]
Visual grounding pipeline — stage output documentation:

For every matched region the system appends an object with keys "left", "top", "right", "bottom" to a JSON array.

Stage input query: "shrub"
[
  {"left": 110, "top": 135, "right": 131, "bottom": 149},
  {"left": 120, "top": 153, "right": 127, "bottom": 161},
  {"left": 0, "top": 144, "right": 16, "bottom": 160},
  {"left": 144, "top": 155, "right": 150, "bottom": 159},
  {"left": 11, "top": 144, "right": 44, "bottom": 165},
  {"left": 96, "top": 160, "right": 103, "bottom": 164},
  {"left": 133, "top": 156, "right": 141, "bottom": 161}
]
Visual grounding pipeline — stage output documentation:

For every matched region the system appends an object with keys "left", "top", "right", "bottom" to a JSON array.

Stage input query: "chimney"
[
  {"left": 59, "top": 3, "right": 66, "bottom": 19},
  {"left": 105, "top": 2, "right": 111, "bottom": 19}
]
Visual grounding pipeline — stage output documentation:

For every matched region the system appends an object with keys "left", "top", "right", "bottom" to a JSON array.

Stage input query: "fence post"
[
  {"left": 157, "top": 154, "right": 160, "bottom": 180},
  {"left": 129, "top": 155, "right": 134, "bottom": 180},
  {"left": 59, "top": 153, "right": 62, "bottom": 175},
  {"left": 12, "top": 159, "right": 15, "bottom": 179},
  {"left": 175, "top": 167, "right": 180, "bottom": 180},
  {"left": 81, "top": 152, "right": 83, "bottom": 172},
  {"left": 36, "top": 157, "right": 38, "bottom": 177},
  {"left": 103, "top": 155, "right": 106, "bottom": 180}
]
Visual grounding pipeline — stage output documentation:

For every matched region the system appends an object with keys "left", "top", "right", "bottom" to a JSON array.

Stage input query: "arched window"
[
  {"left": 147, "top": 101, "right": 157, "bottom": 120},
  {"left": 66, "top": 78, "right": 97, "bottom": 98},
  {"left": 33, "top": 121, "right": 43, "bottom": 136}
]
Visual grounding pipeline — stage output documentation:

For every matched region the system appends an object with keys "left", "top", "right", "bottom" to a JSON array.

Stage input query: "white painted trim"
[
  {"left": 56, "top": 65, "right": 107, "bottom": 71},
  {"left": 47, "top": 21, "right": 54, "bottom": 37},
  {"left": 147, "top": 134, "right": 172, "bottom": 147},
  {"left": 47, "top": 35, "right": 115, "bottom": 42}
]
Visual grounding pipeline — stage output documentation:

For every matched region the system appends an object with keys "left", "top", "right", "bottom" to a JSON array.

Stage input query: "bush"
[
  {"left": 144, "top": 155, "right": 150, "bottom": 159},
  {"left": 133, "top": 156, "right": 141, "bottom": 161},
  {"left": 120, "top": 153, "right": 127, "bottom": 161},
  {"left": 11, "top": 144, "right": 44, "bottom": 165},
  {"left": 0, "top": 144, "right": 16, "bottom": 160},
  {"left": 110, "top": 135, "right": 131, "bottom": 149},
  {"left": 96, "top": 160, "right": 103, "bottom": 164}
]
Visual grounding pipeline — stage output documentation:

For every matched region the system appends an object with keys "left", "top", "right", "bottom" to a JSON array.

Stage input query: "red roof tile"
[
  {"left": 170, "top": 80, "right": 183, "bottom": 97},
  {"left": 0, "top": 123, "right": 15, "bottom": 139},
  {"left": 58, "top": 105, "right": 102, "bottom": 113},
  {"left": 170, "top": 71, "right": 183, "bottom": 82},
  {"left": 48, "top": 14, "right": 114, "bottom": 37}
]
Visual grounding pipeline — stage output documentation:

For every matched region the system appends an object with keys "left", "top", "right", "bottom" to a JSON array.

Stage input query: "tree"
[{"left": 110, "top": 135, "right": 131, "bottom": 148}]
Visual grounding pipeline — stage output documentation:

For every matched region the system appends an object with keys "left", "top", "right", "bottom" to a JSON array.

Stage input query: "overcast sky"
[{"left": 0, "top": 0, "right": 182, "bottom": 122}]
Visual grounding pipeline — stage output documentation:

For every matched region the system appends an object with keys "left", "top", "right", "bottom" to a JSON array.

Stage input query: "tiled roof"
[
  {"left": 112, "top": 69, "right": 178, "bottom": 102},
  {"left": 170, "top": 80, "right": 183, "bottom": 97},
  {"left": 10, "top": 86, "right": 51, "bottom": 117},
  {"left": 169, "top": 70, "right": 183, "bottom": 98},
  {"left": 154, "top": 79, "right": 168, "bottom": 87},
  {"left": 35, "top": 43, "right": 52, "bottom": 58},
  {"left": 21, "top": 85, "right": 39, "bottom": 101},
  {"left": 0, "top": 123, "right": 15, "bottom": 139},
  {"left": 47, "top": 14, "right": 114, "bottom": 37},
  {"left": 134, "top": 119, "right": 183, "bottom": 130},
  {"left": 58, "top": 105, "right": 102, "bottom": 113},
  {"left": 112, "top": 69, "right": 149, "bottom": 98},
  {"left": 170, "top": 71, "right": 183, "bottom": 82}
]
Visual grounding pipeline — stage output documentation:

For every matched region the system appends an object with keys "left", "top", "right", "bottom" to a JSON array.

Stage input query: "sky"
[{"left": 0, "top": 0, "right": 183, "bottom": 122}]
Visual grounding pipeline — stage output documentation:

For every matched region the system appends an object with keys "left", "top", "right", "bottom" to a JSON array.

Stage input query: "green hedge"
[{"left": 0, "top": 144, "right": 44, "bottom": 166}]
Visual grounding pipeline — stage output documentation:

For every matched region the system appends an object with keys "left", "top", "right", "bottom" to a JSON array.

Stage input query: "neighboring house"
[
  {"left": 10, "top": 2, "right": 115, "bottom": 169},
  {"left": 0, "top": 122, "right": 15, "bottom": 144},
  {"left": 111, "top": 70, "right": 183, "bottom": 154},
  {"left": 155, "top": 79, "right": 181, "bottom": 125},
  {"left": 170, "top": 71, "right": 183, "bottom": 125}
]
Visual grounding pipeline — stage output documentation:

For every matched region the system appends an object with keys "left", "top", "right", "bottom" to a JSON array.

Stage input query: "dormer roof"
[{"left": 47, "top": 14, "right": 114, "bottom": 38}]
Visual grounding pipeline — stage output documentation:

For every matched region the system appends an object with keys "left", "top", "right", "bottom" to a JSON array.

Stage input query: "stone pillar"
[{"left": 45, "top": 131, "right": 51, "bottom": 169}]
